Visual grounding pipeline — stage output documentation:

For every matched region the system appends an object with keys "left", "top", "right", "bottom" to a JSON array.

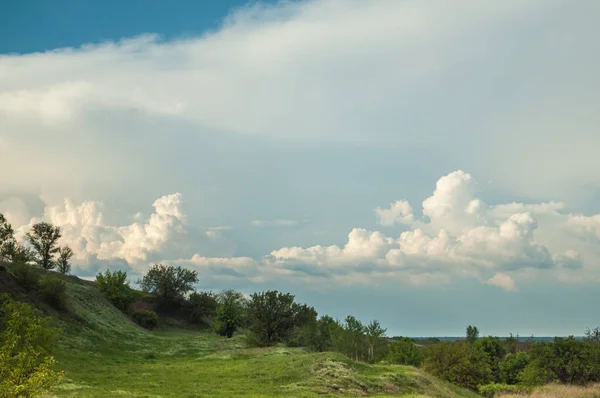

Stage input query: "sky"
[{"left": 1, "top": 0, "right": 600, "bottom": 337}]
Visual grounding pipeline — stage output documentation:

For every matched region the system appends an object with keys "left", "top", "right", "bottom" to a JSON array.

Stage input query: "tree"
[
  {"left": 56, "top": 246, "right": 73, "bottom": 275},
  {"left": 499, "top": 352, "right": 530, "bottom": 385},
  {"left": 96, "top": 270, "right": 136, "bottom": 312},
  {"left": 184, "top": 291, "right": 218, "bottom": 325},
  {"left": 387, "top": 337, "right": 425, "bottom": 366},
  {"left": 0, "top": 213, "right": 16, "bottom": 261},
  {"left": 365, "top": 320, "right": 387, "bottom": 362},
  {"left": 139, "top": 264, "right": 198, "bottom": 310},
  {"left": 215, "top": 289, "right": 246, "bottom": 338},
  {"left": 0, "top": 294, "right": 64, "bottom": 396},
  {"left": 473, "top": 336, "right": 506, "bottom": 382},
  {"left": 25, "top": 222, "right": 62, "bottom": 270},
  {"left": 466, "top": 325, "right": 479, "bottom": 344},
  {"left": 247, "top": 290, "right": 296, "bottom": 346},
  {"left": 344, "top": 315, "right": 366, "bottom": 361},
  {"left": 423, "top": 341, "right": 492, "bottom": 390}
]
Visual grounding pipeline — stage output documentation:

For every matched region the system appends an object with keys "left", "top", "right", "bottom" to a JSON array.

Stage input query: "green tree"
[
  {"left": 215, "top": 289, "right": 246, "bottom": 338},
  {"left": 365, "top": 320, "right": 387, "bottom": 362},
  {"left": 96, "top": 270, "right": 136, "bottom": 312},
  {"left": 184, "top": 291, "right": 218, "bottom": 325},
  {"left": 0, "top": 295, "right": 64, "bottom": 397},
  {"left": 424, "top": 341, "right": 492, "bottom": 390},
  {"left": 139, "top": 264, "right": 198, "bottom": 310},
  {"left": 387, "top": 337, "right": 425, "bottom": 366},
  {"left": 0, "top": 214, "right": 15, "bottom": 261},
  {"left": 499, "top": 352, "right": 530, "bottom": 385},
  {"left": 25, "top": 222, "right": 62, "bottom": 270},
  {"left": 56, "top": 246, "right": 73, "bottom": 275},
  {"left": 344, "top": 315, "right": 366, "bottom": 361},
  {"left": 247, "top": 290, "right": 296, "bottom": 346},
  {"left": 466, "top": 325, "right": 479, "bottom": 344},
  {"left": 473, "top": 336, "right": 506, "bottom": 382}
]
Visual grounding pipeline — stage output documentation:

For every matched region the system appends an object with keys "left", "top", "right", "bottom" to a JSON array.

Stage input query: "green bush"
[
  {"left": 12, "top": 262, "right": 41, "bottom": 291},
  {"left": 38, "top": 275, "right": 67, "bottom": 309},
  {"left": 184, "top": 291, "right": 217, "bottom": 325},
  {"left": 0, "top": 294, "right": 64, "bottom": 396},
  {"left": 423, "top": 341, "right": 492, "bottom": 391},
  {"left": 478, "top": 383, "right": 532, "bottom": 397},
  {"left": 499, "top": 351, "right": 530, "bottom": 385},
  {"left": 215, "top": 290, "right": 246, "bottom": 339},
  {"left": 96, "top": 270, "right": 137, "bottom": 312},
  {"left": 386, "top": 337, "right": 425, "bottom": 366},
  {"left": 132, "top": 310, "right": 158, "bottom": 329}
]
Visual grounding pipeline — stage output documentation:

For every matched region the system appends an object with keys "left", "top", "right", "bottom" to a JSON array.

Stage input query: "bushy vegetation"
[
  {"left": 38, "top": 275, "right": 68, "bottom": 310},
  {"left": 95, "top": 269, "right": 137, "bottom": 312},
  {"left": 0, "top": 294, "right": 64, "bottom": 397},
  {"left": 386, "top": 336, "right": 425, "bottom": 366},
  {"left": 214, "top": 289, "right": 246, "bottom": 338},
  {"left": 139, "top": 264, "right": 198, "bottom": 311},
  {"left": 132, "top": 309, "right": 159, "bottom": 329},
  {"left": 184, "top": 291, "right": 218, "bottom": 326}
]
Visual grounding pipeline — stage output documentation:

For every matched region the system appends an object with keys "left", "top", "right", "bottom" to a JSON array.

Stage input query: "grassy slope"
[{"left": 1, "top": 264, "right": 480, "bottom": 398}]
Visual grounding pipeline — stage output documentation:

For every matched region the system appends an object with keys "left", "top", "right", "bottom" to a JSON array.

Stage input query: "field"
[{"left": 1, "top": 264, "right": 479, "bottom": 397}]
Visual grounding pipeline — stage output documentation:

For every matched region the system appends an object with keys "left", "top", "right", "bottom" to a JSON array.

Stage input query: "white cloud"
[
  {"left": 376, "top": 200, "right": 413, "bottom": 226},
  {"left": 13, "top": 193, "right": 186, "bottom": 269},
  {"left": 486, "top": 273, "right": 518, "bottom": 292}
]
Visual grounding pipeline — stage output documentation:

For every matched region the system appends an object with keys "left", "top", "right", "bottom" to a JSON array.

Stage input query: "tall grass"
[{"left": 500, "top": 383, "right": 600, "bottom": 397}]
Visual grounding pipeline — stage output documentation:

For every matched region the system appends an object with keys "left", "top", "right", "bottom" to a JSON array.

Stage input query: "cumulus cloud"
[
  {"left": 486, "top": 273, "right": 518, "bottom": 292},
  {"left": 268, "top": 170, "right": 595, "bottom": 286},
  {"left": 376, "top": 200, "right": 413, "bottom": 226},
  {"left": 13, "top": 193, "right": 187, "bottom": 270}
]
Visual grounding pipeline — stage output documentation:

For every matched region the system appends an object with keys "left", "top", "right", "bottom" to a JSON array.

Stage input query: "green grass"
[{"left": 1, "top": 263, "right": 480, "bottom": 397}]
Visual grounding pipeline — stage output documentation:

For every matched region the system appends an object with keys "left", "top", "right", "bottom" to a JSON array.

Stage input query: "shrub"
[
  {"left": 138, "top": 264, "right": 198, "bottom": 311},
  {"left": 247, "top": 290, "right": 296, "bottom": 346},
  {"left": 423, "top": 341, "right": 492, "bottom": 390},
  {"left": 132, "top": 310, "right": 158, "bottom": 329},
  {"left": 478, "top": 383, "right": 532, "bottom": 397},
  {"left": 0, "top": 294, "right": 64, "bottom": 396},
  {"left": 96, "top": 270, "right": 137, "bottom": 312},
  {"left": 184, "top": 291, "right": 217, "bottom": 325},
  {"left": 38, "top": 275, "right": 67, "bottom": 309},
  {"left": 215, "top": 290, "right": 246, "bottom": 338},
  {"left": 12, "top": 262, "right": 41, "bottom": 291},
  {"left": 499, "top": 351, "right": 530, "bottom": 385},
  {"left": 473, "top": 336, "right": 506, "bottom": 382},
  {"left": 387, "top": 337, "right": 425, "bottom": 366}
]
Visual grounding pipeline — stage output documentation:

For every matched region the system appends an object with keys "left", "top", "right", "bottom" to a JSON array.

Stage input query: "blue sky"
[{"left": 1, "top": 0, "right": 600, "bottom": 337}]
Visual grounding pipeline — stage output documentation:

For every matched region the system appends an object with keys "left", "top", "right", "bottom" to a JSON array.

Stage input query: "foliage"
[
  {"left": 473, "top": 336, "right": 506, "bottom": 382},
  {"left": 95, "top": 269, "right": 137, "bottom": 312},
  {"left": 0, "top": 294, "right": 64, "bottom": 397},
  {"left": 12, "top": 262, "right": 41, "bottom": 291},
  {"left": 25, "top": 222, "right": 62, "bottom": 270},
  {"left": 478, "top": 383, "right": 532, "bottom": 398},
  {"left": 132, "top": 309, "right": 158, "bottom": 329},
  {"left": 386, "top": 337, "right": 425, "bottom": 366},
  {"left": 423, "top": 340, "right": 492, "bottom": 390},
  {"left": 246, "top": 290, "right": 297, "bottom": 346},
  {"left": 365, "top": 320, "right": 387, "bottom": 362},
  {"left": 521, "top": 337, "right": 600, "bottom": 385},
  {"left": 184, "top": 291, "right": 217, "bottom": 325},
  {"left": 215, "top": 289, "right": 246, "bottom": 338},
  {"left": 56, "top": 246, "right": 73, "bottom": 275},
  {"left": 139, "top": 264, "right": 198, "bottom": 310},
  {"left": 499, "top": 352, "right": 530, "bottom": 385},
  {"left": 466, "top": 325, "right": 479, "bottom": 345},
  {"left": 0, "top": 213, "right": 15, "bottom": 261},
  {"left": 38, "top": 275, "right": 68, "bottom": 310}
]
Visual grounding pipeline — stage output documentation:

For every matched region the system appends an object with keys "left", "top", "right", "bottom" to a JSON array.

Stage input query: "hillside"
[{"left": 1, "top": 263, "right": 480, "bottom": 398}]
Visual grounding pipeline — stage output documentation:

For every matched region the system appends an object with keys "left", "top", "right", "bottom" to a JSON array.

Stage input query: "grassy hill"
[{"left": 1, "top": 263, "right": 480, "bottom": 398}]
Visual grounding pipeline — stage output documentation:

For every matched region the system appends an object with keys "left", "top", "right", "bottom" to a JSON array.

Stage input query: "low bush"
[
  {"left": 132, "top": 309, "right": 158, "bottom": 330},
  {"left": 96, "top": 270, "right": 137, "bottom": 312},
  {"left": 478, "top": 383, "right": 532, "bottom": 397},
  {"left": 386, "top": 337, "right": 425, "bottom": 366},
  {"left": 499, "top": 351, "right": 530, "bottom": 385},
  {"left": 12, "top": 262, "right": 41, "bottom": 291},
  {"left": 38, "top": 275, "right": 67, "bottom": 309}
]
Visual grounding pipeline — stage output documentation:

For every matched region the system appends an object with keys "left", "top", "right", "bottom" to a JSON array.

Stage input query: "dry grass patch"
[{"left": 500, "top": 383, "right": 600, "bottom": 398}]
